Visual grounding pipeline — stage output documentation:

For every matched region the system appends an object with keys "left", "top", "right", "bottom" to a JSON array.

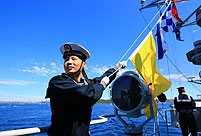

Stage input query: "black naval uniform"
[
  {"left": 174, "top": 94, "right": 197, "bottom": 136},
  {"left": 45, "top": 68, "right": 117, "bottom": 136}
]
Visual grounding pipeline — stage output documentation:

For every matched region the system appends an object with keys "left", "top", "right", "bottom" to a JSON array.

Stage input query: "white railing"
[
  {"left": 0, "top": 115, "right": 108, "bottom": 136},
  {"left": 0, "top": 127, "right": 48, "bottom": 136}
]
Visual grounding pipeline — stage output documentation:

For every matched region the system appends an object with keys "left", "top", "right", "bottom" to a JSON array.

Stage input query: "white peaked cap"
[{"left": 60, "top": 43, "right": 90, "bottom": 59}]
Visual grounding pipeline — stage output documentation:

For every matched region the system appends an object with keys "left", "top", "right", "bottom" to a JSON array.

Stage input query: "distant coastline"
[
  {"left": 0, "top": 99, "right": 112, "bottom": 104},
  {"left": 0, "top": 100, "right": 50, "bottom": 104},
  {"left": 0, "top": 99, "right": 174, "bottom": 104}
]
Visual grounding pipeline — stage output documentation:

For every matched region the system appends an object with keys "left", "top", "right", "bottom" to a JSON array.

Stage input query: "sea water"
[{"left": 0, "top": 103, "right": 182, "bottom": 136}]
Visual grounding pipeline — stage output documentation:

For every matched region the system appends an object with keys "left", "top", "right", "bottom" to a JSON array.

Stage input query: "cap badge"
[{"left": 64, "top": 44, "right": 72, "bottom": 52}]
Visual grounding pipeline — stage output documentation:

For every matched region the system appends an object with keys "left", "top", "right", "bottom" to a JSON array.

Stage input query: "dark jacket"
[
  {"left": 45, "top": 68, "right": 117, "bottom": 136},
  {"left": 174, "top": 94, "right": 196, "bottom": 115}
]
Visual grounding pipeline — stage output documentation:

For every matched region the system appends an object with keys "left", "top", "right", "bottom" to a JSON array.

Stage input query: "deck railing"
[{"left": 0, "top": 115, "right": 108, "bottom": 136}]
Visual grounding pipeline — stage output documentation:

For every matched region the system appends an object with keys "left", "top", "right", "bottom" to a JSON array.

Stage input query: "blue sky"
[{"left": 0, "top": 0, "right": 200, "bottom": 101}]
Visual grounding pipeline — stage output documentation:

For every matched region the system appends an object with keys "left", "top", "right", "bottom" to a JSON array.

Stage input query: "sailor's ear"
[{"left": 82, "top": 61, "right": 87, "bottom": 68}]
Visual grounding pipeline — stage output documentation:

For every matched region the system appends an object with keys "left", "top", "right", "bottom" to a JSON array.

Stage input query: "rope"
[
  {"left": 165, "top": 54, "right": 188, "bottom": 80},
  {"left": 189, "top": 82, "right": 201, "bottom": 93},
  {"left": 118, "top": 2, "right": 168, "bottom": 63},
  {"left": 171, "top": 34, "right": 181, "bottom": 85},
  {"left": 108, "top": 1, "right": 171, "bottom": 79},
  {"left": 151, "top": 1, "right": 172, "bottom": 32},
  {"left": 140, "top": 10, "right": 151, "bottom": 31},
  {"left": 165, "top": 54, "right": 201, "bottom": 93},
  {"left": 166, "top": 55, "right": 173, "bottom": 98}
]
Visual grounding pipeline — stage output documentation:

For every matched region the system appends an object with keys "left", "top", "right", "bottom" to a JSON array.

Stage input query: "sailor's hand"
[
  {"left": 100, "top": 76, "right": 110, "bottom": 89},
  {"left": 119, "top": 61, "right": 127, "bottom": 69}
]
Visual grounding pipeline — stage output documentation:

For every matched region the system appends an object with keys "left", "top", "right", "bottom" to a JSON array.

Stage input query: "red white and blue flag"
[{"left": 156, "top": 22, "right": 168, "bottom": 60}]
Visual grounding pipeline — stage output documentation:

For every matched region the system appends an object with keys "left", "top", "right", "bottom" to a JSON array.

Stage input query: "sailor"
[
  {"left": 45, "top": 43, "right": 127, "bottom": 136},
  {"left": 174, "top": 87, "right": 197, "bottom": 136}
]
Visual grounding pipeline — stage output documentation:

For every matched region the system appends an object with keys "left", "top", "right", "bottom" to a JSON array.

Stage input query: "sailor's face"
[{"left": 64, "top": 56, "right": 86, "bottom": 74}]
